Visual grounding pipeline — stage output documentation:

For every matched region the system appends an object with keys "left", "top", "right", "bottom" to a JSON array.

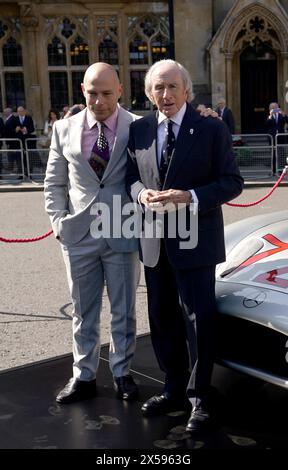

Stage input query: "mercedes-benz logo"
[{"left": 243, "top": 291, "right": 267, "bottom": 308}]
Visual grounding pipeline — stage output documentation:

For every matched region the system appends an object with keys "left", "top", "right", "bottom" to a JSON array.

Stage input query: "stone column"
[
  {"left": 225, "top": 52, "right": 233, "bottom": 107},
  {"left": 19, "top": 2, "right": 42, "bottom": 132},
  {"left": 173, "top": 0, "right": 212, "bottom": 100}
]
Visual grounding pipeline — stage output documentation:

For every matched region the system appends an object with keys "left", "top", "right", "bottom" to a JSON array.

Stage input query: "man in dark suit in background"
[
  {"left": 266, "top": 102, "right": 288, "bottom": 138},
  {"left": 265, "top": 102, "right": 288, "bottom": 172},
  {"left": 127, "top": 59, "right": 243, "bottom": 434},
  {"left": 216, "top": 98, "right": 235, "bottom": 134},
  {"left": 3, "top": 107, "right": 23, "bottom": 177},
  {"left": 14, "top": 106, "right": 36, "bottom": 176}
]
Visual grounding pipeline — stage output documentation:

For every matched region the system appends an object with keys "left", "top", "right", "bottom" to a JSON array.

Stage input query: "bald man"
[{"left": 44, "top": 63, "right": 140, "bottom": 404}]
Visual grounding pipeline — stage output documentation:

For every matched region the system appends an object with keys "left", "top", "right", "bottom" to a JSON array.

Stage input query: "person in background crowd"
[
  {"left": 44, "top": 109, "right": 60, "bottom": 137},
  {"left": 61, "top": 105, "right": 69, "bottom": 119},
  {"left": 215, "top": 98, "right": 235, "bottom": 134},
  {"left": 266, "top": 102, "right": 288, "bottom": 138},
  {"left": 63, "top": 104, "right": 83, "bottom": 118},
  {"left": 126, "top": 59, "right": 243, "bottom": 434},
  {"left": 265, "top": 101, "right": 288, "bottom": 173},
  {"left": 13, "top": 106, "right": 36, "bottom": 176},
  {"left": 3, "top": 108, "right": 21, "bottom": 177}
]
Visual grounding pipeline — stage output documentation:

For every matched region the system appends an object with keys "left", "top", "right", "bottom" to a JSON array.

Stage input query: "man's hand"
[
  {"left": 200, "top": 108, "right": 220, "bottom": 119},
  {"left": 147, "top": 189, "right": 192, "bottom": 208},
  {"left": 139, "top": 189, "right": 161, "bottom": 207}
]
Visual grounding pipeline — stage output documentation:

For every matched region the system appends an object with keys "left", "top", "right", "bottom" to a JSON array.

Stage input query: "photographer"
[
  {"left": 266, "top": 102, "right": 288, "bottom": 137},
  {"left": 266, "top": 102, "right": 288, "bottom": 173}
]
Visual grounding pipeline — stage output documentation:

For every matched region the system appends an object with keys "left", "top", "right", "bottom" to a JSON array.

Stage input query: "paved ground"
[{"left": 0, "top": 182, "right": 287, "bottom": 371}]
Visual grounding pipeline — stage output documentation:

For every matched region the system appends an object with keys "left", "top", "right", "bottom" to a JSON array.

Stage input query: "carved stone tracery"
[
  {"left": 19, "top": 2, "right": 39, "bottom": 30},
  {"left": 222, "top": 5, "right": 288, "bottom": 55}
]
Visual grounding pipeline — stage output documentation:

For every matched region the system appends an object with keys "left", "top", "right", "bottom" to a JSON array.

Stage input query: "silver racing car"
[{"left": 216, "top": 210, "right": 288, "bottom": 389}]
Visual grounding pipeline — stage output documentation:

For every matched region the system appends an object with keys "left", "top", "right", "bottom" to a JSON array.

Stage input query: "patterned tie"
[
  {"left": 89, "top": 122, "right": 110, "bottom": 179},
  {"left": 159, "top": 119, "right": 175, "bottom": 185}
]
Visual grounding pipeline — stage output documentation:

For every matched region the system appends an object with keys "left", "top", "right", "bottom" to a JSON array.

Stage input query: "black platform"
[{"left": 1, "top": 334, "right": 288, "bottom": 450}]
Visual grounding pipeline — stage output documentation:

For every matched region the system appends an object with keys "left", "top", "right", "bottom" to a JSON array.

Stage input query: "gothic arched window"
[
  {"left": 0, "top": 20, "right": 25, "bottom": 109},
  {"left": 70, "top": 35, "right": 89, "bottom": 66},
  {"left": 99, "top": 34, "right": 118, "bottom": 65},
  {"left": 48, "top": 37, "right": 66, "bottom": 66},
  {"left": 151, "top": 34, "right": 169, "bottom": 63},
  {"left": 3, "top": 37, "right": 22, "bottom": 66},
  {"left": 128, "top": 15, "right": 170, "bottom": 110},
  {"left": 45, "top": 17, "right": 88, "bottom": 111},
  {"left": 129, "top": 36, "right": 148, "bottom": 65}
]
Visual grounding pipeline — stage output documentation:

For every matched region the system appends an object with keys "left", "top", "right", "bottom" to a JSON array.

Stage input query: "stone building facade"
[{"left": 0, "top": 0, "right": 288, "bottom": 133}]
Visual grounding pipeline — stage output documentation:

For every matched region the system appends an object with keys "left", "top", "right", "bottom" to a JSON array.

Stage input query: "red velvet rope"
[
  {"left": 226, "top": 167, "right": 287, "bottom": 207},
  {"left": 0, "top": 168, "right": 287, "bottom": 243},
  {"left": 0, "top": 229, "right": 53, "bottom": 243}
]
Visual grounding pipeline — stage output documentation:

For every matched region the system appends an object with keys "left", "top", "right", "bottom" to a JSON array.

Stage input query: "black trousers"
[{"left": 144, "top": 241, "right": 217, "bottom": 406}]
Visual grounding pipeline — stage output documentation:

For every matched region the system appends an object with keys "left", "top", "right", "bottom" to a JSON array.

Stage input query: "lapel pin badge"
[{"left": 190, "top": 128, "right": 194, "bottom": 134}]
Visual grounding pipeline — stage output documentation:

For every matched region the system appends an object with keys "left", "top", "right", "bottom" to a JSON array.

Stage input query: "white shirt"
[{"left": 156, "top": 103, "right": 198, "bottom": 203}]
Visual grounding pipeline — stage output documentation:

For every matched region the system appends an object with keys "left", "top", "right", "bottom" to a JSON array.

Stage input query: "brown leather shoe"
[
  {"left": 114, "top": 375, "right": 138, "bottom": 401},
  {"left": 56, "top": 378, "right": 97, "bottom": 404}
]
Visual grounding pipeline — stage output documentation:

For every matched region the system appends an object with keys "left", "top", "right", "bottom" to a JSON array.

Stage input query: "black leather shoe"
[
  {"left": 186, "top": 406, "right": 213, "bottom": 434},
  {"left": 114, "top": 375, "right": 138, "bottom": 401},
  {"left": 141, "top": 394, "right": 191, "bottom": 416},
  {"left": 56, "top": 378, "right": 97, "bottom": 404}
]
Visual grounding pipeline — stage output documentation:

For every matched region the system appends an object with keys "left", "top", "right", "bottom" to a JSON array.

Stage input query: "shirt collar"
[
  {"left": 86, "top": 104, "right": 119, "bottom": 132},
  {"left": 158, "top": 102, "right": 187, "bottom": 126}
]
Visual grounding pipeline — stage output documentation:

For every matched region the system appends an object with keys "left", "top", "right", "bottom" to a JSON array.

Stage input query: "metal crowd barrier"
[
  {"left": 0, "top": 138, "right": 24, "bottom": 181},
  {"left": 0, "top": 137, "right": 50, "bottom": 182},
  {"left": 275, "top": 133, "right": 288, "bottom": 173},
  {"left": 25, "top": 138, "right": 50, "bottom": 179},
  {"left": 0, "top": 134, "right": 287, "bottom": 183},
  {"left": 232, "top": 134, "right": 274, "bottom": 178}
]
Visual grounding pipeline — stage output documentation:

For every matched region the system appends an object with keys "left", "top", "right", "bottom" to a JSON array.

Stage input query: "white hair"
[{"left": 144, "top": 59, "right": 194, "bottom": 103}]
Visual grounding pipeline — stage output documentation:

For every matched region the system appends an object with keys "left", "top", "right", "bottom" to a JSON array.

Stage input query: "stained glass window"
[
  {"left": 151, "top": 34, "right": 169, "bottom": 62},
  {"left": 99, "top": 34, "right": 118, "bottom": 65},
  {"left": 48, "top": 37, "right": 66, "bottom": 66},
  {"left": 129, "top": 36, "right": 148, "bottom": 65},
  {"left": 70, "top": 36, "right": 89, "bottom": 66}
]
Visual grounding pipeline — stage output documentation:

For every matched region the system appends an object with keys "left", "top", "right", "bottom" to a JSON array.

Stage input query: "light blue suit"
[{"left": 44, "top": 106, "right": 140, "bottom": 380}]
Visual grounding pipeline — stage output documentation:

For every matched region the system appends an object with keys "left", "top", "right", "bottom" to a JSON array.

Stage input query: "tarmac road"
[{"left": 0, "top": 185, "right": 287, "bottom": 371}]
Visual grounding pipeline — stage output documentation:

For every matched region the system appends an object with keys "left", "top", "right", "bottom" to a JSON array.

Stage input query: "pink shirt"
[{"left": 82, "top": 105, "right": 119, "bottom": 160}]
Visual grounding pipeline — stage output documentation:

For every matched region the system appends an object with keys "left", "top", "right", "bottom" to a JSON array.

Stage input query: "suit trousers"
[
  {"left": 144, "top": 241, "right": 217, "bottom": 407},
  {"left": 61, "top": 232, "right": 140, "bottom": 380}
]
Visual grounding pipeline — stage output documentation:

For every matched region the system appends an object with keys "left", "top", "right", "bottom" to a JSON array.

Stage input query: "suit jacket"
[
  {"left": 216, "top": 106, "right": 235, "bottom": 134},
  {"left": 266, "top": 113, "right": 288, "bottom": 137},
  {"left": 14, "top": 115, "right": 35, "bottom": 141},
  {"left": 126, "top": 103, "right": 243, "bottom": 268},
  {"left": 44, "top": 106, "right": 139, "bottom": 251},
  {"left": 3, "top": 115, "right": 20, "bottom": 149}
]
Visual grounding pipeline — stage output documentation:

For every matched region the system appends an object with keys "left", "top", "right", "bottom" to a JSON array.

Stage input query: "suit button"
[{"left": 100, "top": 183, "right": 104, "bottom": 188}]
